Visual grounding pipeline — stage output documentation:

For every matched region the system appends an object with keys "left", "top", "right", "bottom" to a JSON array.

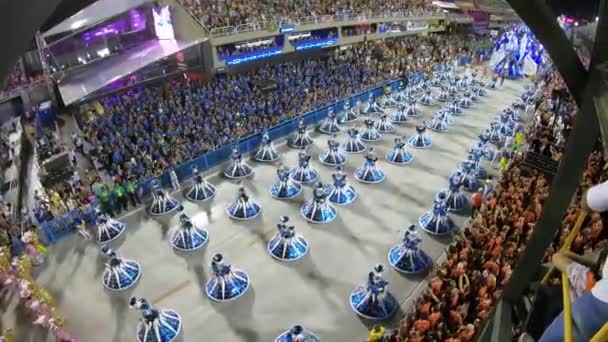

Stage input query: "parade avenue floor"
[{"left": 9, "top": 79, "right": 525, "bottom": 342}]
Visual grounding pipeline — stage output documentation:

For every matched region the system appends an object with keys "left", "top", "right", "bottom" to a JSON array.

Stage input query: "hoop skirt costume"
[
  {"left": 149, "top": 187, "right": 180, "bottom": 216},
  {"left": 130, "top": 297, "right": 182, "bottom": 342},
  {"left": 460, "top": 161, "right": 480, "bottom": 192},
  {"left": 388, "top": 225, "right": 432, "bottom": 274},
  {"left": 391, "top": 104, "right": 408, "bottom": 124},
  {"left": 270, "top": 164, "right": 302, "bottom": 200},
  {"left": 386, "top": 137, "right": 413, "bottom": 165},
  {"left": 343, "top": 128, "right": 367, "bottom": 153},
  {"left": 226, "top": 185, "right": 262, "bottom": 220},
  {"left": 488, "top": 122, "right": 504, "bottom": 144},
  {"left": 443, "top": 171, "right": 469, "bottom": 211},
  {"left": 319, "top": 107, "right": 341, "bottom": 134},
  {"left": 205, "top": 253, "right": 250, "bottom": 302},
  {"left": 408, "top": 123, "right": 432, "bottom": 149},
  {"left": 488, "top": 75, "right": 499, "bottom": 89},
  {"left": 100, "top": 245, "right": 142, "bottom": 291},
  {"left": 375, "top": 114, "right": 394, "bottom": 133},
  {"left": 418, "top": 192, "right": 457, "bottom": 235},
  {"left": 498, "top": 113, "right": 513, "bottom": 137},
  {"left": 267, "top": 216, "right": 309, "bottom": 261},
  {"left": 370, "top": 98, "right": 385, "bottom": 114},
  {"left": 288, "top": 119, "right": 314, "bottom": 149},
  {"left": 319, "top": 138, "right": 346, "bottom": 166},
  {"left": 419, "top": 89, "right": 434, "bottom": 106},
  {"left": 255, "top": 131, "right": 280, "bottom": 162},
  {"left": 437, "top": 86, "right": 451, "bottom": 102},
  {"left": 170, "top": 212, "right": 209, "bottom": 251},
  {"left": 476, "top": 131, "right": 495, "bottom": 161},
  {"left": 448, "top": 99, "right": 464, "bottom": 116},
  {"left": 300, "top": 182, "right": 337, "bottom": 223},
  {"left": 354, "top": 149, "right": 385, "bottom": 184},
  {"left": 94, "top": 210, "right": 126, "bottom": 243},
  {"left": 448, "top": 80, "right": 459, "bottom": 98},
  {"left": 275, "top": 325, "right": 320, "bottom": 342},
  {"left": 340, "top": 100, "right": 358, "bottom": 123},
  {"left": 290, "top": 152, "right": 319, "bottom": 184},
  {"left": 404, "top": 98, "right": 422, "bottom": 117},
  {"left": 350, "top": 264, "right": 399, "bottom": 320},
  {"left": 359, "top": 94, "right": 374, "bottom": 115},
  {"left": 326, "top": 166, "right": 357, "bottom": 205},
  {"left": 360, "top": 119, "right": 382, "bottom": 142},
  {"left": 459, "top": 91, "right": 473, "bottom": 108},
  {"left": 428, "top": 111, "right": 449, "bottom": 133},
  {"left": 457, "top": 75, "right": 469, "bottom": 91},
  {"left": 224, "top": 145, "right": 254, "bottom": 179},
  {"left": 185, "top": 167, "right": 216, "bottom": 202}
]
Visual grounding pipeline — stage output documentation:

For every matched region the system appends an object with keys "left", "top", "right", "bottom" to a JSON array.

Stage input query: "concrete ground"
[{"left": 7, "top": 79, "right": 525, "bottom": 342}]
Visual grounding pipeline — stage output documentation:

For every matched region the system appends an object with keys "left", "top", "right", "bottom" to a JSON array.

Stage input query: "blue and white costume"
[
  {"left": 149, "top": 187, "right": 180, "bottom": 216},
  {"left": 468, "top": 148, "right": 487, "bottom": 178},
  {"left": 185, "top": 166, "right": 216, "bottom": 202},
  {"left": 408, "top": 122, "right": 432, "bottom": 149},
  {"left": 275, "top": 325, "right": 320, "bottom": 342},
  {"left": 498, "top": 113, "right": 513, "bottom": 137},
  {"left": 290, "top": 152, "right": 319, "bottom": 184},
  {"left": 491, "top": 30, "right": 524, "bottom": 79},
  {"left": 388, "top": 225, "right": 432, "bottom": 274},
  {"left": 100, "top": 245, "right": 141, "bottom": 291},
  {"left": 488, "top": 75, "right": 499, "bottom": 89},
  {"left": 459, "top": 91, "right": 473, "bottom": 108},
  {"left": 354, "top": 149, "right": 385, "bottom": 184},
  {"left": 476, "top": 131, "right": 495, "bottom": 161},
  {"left": 469, "top": 85, "right": 481, "bottom": 102},
  {"left": 428, "top": 110, "right": 449, "bottom": 133},
  {"left": 95, "top": 210, "right": 126, "bottom": 243},
  {"left": 224, "top": 145, "right": 254, "bottom": 179},
  {"left": 226, "top": 185, "right": 262, "bottom": 220},
  {"left": 443, "top": 171, "right": 469, "bottom": 211},
  {"left": 339, "top": 99, "right": 358, "bottom": 123},
  {"left": 488, "top": 122, "right": 504, "bottom": 144},
  {"left": 391, "top": 104, "right": 408, "bottom": 124},
  {"left": 418, "top": 192, "right": 457, "bottom": 235},
  {"left": 350, "top": 264, "right": 398, "bottom": 320},
  {"left": 375, "top": 114, "right": 394, "bottom": 133},
  {"left": 448, "top": 80, "right": 459, "bottom": 98},
  {"left": 267, "top": 216, "right": 309, "bottom": 262},
  {"left": 319, "top": 107, "right": 341, "bottom": 134},
  {"left": 254, "top": 131, "right": 280, "bottom": 162},
  {"left": 448, "top": 99, "right": 464, "bottom": 116},
  {"left": 457, "top": 75, "right": 470, "bottom": 91},
  {"left": 288, "top": 119, "right": 314, "bottom": 149},
  {"left": 370, "top": 98, "right": 385, "bottom": 114},
  {"left": 419, "top": 89, "right": 434, "bottom": 106},
  {"left": 360, "top": 119, "right": 382, "bottom": 142},
  {"left": 319, "top": 138, "right": 347, "bottom": 167},
  {"left": 386, "top": 137, "right": 413, "bottom": 165},
  {"left": 437, "top": 86, "right": 450, "bottom": 102},
  {"left": 270, "top": 164, "right": 302, "bottom": 200},
  {"left": 460, "top": 161, "right": 480, "bottom": 192},
  {"left": 300, "top": 182, "right": 337, "bottom": 224},
  {"left": 359, "top": 94, "right": 374, "bottom": 115},
  {"left": 205, "top": 253, "right": 250, "bottom": 302},
  {"left": 404, "top": 98, "right": 422, "bottom": 117},
  {"left": 342, "top": 128, "right": 367, "bottom": 153},
  {"left": 326, "top": 166, "right": 357, "bottom": 205},
  {"left": 129, "top": 297, "right": 181, "bottom": 342},
  {"left": 170, "top": 212, "right": 209, "bottom": 251}
]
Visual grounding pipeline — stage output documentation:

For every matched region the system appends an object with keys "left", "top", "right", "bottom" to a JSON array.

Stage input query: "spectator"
[{"left": 471, "top": 187, "right": 483, "bottom": 219}]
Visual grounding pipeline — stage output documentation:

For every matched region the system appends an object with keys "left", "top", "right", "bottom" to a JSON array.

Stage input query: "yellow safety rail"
[
  {"left": 591, "top": 323, "right": 608, "bottom": 342},
  {"left": 561, "top": 271, "right": 573, "bottom": 342}
]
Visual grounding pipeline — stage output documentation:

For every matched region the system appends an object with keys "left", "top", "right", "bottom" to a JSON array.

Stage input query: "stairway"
[{"left": 522, "top": 151, "right": 559, "bottom": 179}]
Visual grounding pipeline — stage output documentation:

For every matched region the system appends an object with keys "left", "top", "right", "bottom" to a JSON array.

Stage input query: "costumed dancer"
[
  {"left": 404, "top": 98, "right": 421, "bottom": 117},
  {"left": 205, "top": 253, "right": 250, "bottom": 302},
  {"left": 469, "top": 85, "right": 481, "bottom": 102},
  {"left": 488, "top": 75, "right": 499, "bottom": 89},
  {"left": 224, "top": 145, "right": 254, "bottom": 179},
  {"left": 359, "top": 94, "right": 374, "bottom": 115},
  {"left": 388, "top": 225, "right": 432, "bottom": 274},
  {"left": 408, "top": 122, "right": 432, "bottom": 149},
  {"left": 448, "top": 99, "right": 464, "bottom": 116},
  {"left": 319, "top": 137, "right": 347, "bottom": 167},
  {"left": 290, "top": 151, "right": 319, "bottom": 184},
  {"left": 457, "top": 75, "right": 469, "bottom": 91},
  {"left": 476, "top": 80, "right": 488, "bottom": 96},
  {"left": 342, "top": 128, "right": 367, "bottom": 153},
  {"left": 300, "top": 182, "right": 337, "bottom": 224},
  {"left": 437, "top": 86, "right": 450, "bottom": 102},
  {"left": 443, "top": 171, "right": 469, "bottom": 211},
  {"left": 22, "top": 231, "right": 47, "bottom": 266},
  {"left": 460, "top": 160, "right": 480, "bottom": 192},
  {"left": 349, "top": 264, "right": 398, "bottom": 320},
  {"left": 498, "top": 112, "right": 514, "bottom": 136},
  {"left": 369, "top": 96, "right": 385, "bottom": 114},
  {"left": 476, "top": 131, "right": 495, "bottom": 161},
  {"left": 459, "top": 91, "right": 473, "bottom": 108},
  {"left": 254, "top": 131, "right": 280, "bottom": 162},
  {"left": 148, "top": 185, "right": 180, "bottom": 216},
  {"left": 468, "top": 148, "right": 487, "bottom": 178},
  {"left": 386, "top": 137, "right": 413, "bottom": 165},
  {"left": 94, "top": 209, "right": 126, "bottom": 243},
  {"left": 419, "top": 89, "right": 434, "bottom": 106},
  {"left": 428, "top": 110, "right": 449, "bottom": 133},
  {"left": 185, "top": 166, "right": 216, "bottom": 202},
  {"left": 360, "top": 119, "right": 382, "bottom": 142},
  {"left": 319, "top": 107, "right": 341, "bottom": 134},
  {"left": 391, "top": 104, "right": 408, "bottom": 124},
  {"left": 448, "top": 79, "right": 459, "bottom": 98},
  {"left": 340, "top": 99, "right": 358, "bottom": 123},
  {"left": 170, "top": 212, "right": 209, "bottom": 251},
  {"left": 418, "top": 192, "right": 457, "bottom": 235},
  {"left": 327, "top": 166, "right": 357, "bottom": 205},
  {"left": 270, "top": 164, "right": 302, "bottom": 200},
  {"left": 488, "top": 122, "right": 504, "bottom": 144},
  {"left": 100, "top": 245, "right": 142, "bottom": 291},
  {"left": 129, "top": 297, "right": 182, "bottom": 342},
  {"left": 354, "top": 148, "right": 385, "bottom": 184},
  {"left": 226, "top": 184, "right": 262, "bottom": 220},
  {"left": 267, "top": 216, "right": 309, "bottom": 262},
  {"left": 375, "top": 114, "right": 394, "bottom": 133},
  {"left": 288, "top": 119, "right": 314, "bottom": 149},
  {"left": 275, "top": 325, "right": 320, "bottom": 342}
]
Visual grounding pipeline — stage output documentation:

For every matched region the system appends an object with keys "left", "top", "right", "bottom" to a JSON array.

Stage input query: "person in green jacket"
[
  {"left": 97, "top": 183, "right": 114, "bottom": 217},
  {"left": 112, "top": 180, "right": 128, "bottom": 213},
  {"left": 124, "top": 177, "right": 141, "bottom": 207}
]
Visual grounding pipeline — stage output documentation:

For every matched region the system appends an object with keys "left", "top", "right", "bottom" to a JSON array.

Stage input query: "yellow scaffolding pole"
[
  {"left": 561, "top": 271, "right": 574, "bottom": 342},
  {"left": 591, "top": 323, "right": 608, "bottom": 342}
]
